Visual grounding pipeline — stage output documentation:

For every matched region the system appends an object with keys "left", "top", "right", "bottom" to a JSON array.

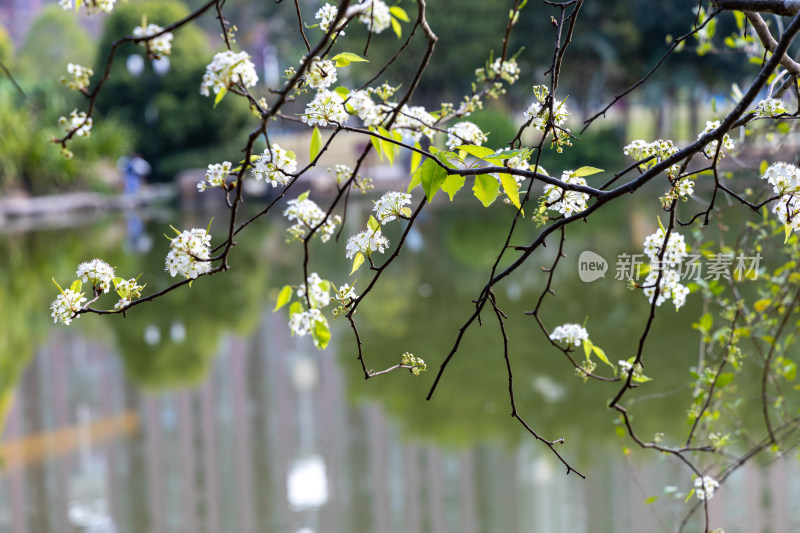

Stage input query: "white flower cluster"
[
  {"left": 303, "top": 57, "right": 338, "bottom": 90},
  {"left": 761, "top": 162, "right": 800, "bottom": 231},
  {"left": 525, "top": 85, "right": 569, "bottom": 131},
  {"left": 347, "top": 90, "right": 382, "bottom": 127},
  {"left": 61, "top": 63, "right": 92, "bottom": 91},
  {"left": 283, "top": 195, "right": 341, "bottom": 242},
  {"left": 301, "top": 90, "right": 348, "bottom": 126},
  {"left": 252, "top": 144, "right": 297, "bottom": 187},
  {"left": 198, "top": 161, "right": 232, "bottom": 192},
  {"left": 59, "top": 0, "right": 116, "bottom": 14},
  {"left": 77, "top": 259, "right": 115, "bottom": 294},
  {"left": 623, "top": 139, "right": 680, "bottom": 179},
  {"left": 394, "top": 105, "right": 436, "bottom": 142},
  {"left": 373, "top": 191, "right": 412, "bottom": 223},
  {"left": 332, "top": 164, "right": 352, "bottom": 184},
  {"left": 697, "top": 120, "right": 735, "bottom": 159},
  {"left": 642, "top": 228, "right": 689, "bottom": 309},
  {"left": 200, "top": 51, "right": 258, "bottom": 97},
  {"left": 133, "top": 23, "right": 174, "bottom": 58},
  {"left": 358, "top": 0, "right": 391, "bottom": 33},
  {"left": 643, "top": 227, "right": 687, "bottom": 267},
  {"left": 401, "top": 352, "right": 427, "bottom": 375},
  {"left": 542, "top": 171, "right": 589, "bottom": 216},
  {"left": 296, "top": 272, "right": 332, "bottom": 309},
  {"left": 549, "top": 323, "right": 589, "bottom": 348},
  {"left": 345, "top": 228, "right": 390, "bottom": 259},
  {"left": 59, "top": 110, "right": 92, "bottom": 137},
  {"left": 446, "top": 121, "right": 488, "bottom": 150},
  {"left": 289, "top": 308, "right": 325, "bottom": 337},
  {"left": 165, "top": 228, "right": 213, "bottom": 279},
  {"left": 489, "top": 58, "right": 520, "bottom": 84},
  {"left": 50, "top": 289, "right": 87, "bottom": 325},
  {"left": 332, "top": 283, "right": 358, "bottom": 317},
  {"left": 694, "top": 475, "right": 719, "bottom": 501},
  {"left": 754, "top": 97, "right": 788, "bottom": 118},
  {"left": 315, "top": 3, "right": 346, "bottom": 34},
  {"left": 113, "top": 278, "right": 144, "bottom": 310}
]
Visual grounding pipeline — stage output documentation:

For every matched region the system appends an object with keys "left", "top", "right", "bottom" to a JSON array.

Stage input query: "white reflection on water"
[{"left": 287, "top": 455, "right": 329, "bottom": 511}]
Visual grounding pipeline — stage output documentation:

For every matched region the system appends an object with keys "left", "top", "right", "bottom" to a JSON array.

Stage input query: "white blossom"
[
  {"left": 446, "top": 121, "right": 488, "bottom": 150},
  {"left": 394, "top": 105, "right": 436, "bottom": 142},
  {"left": 525, "top": 85, "right": 569, "bottom": 131},
  {"left": 549, "top": 323, "right": 589, "bottom": 348},
  {"left": 488, "top": 57, "right": 520, "bottom": 84},
  {"left": 198, "top": 161, "right": 232, "bottom": 192},
  {"left": 303, "top": 57, "right": 338, "bottom": 90},
  {"left": 58, "top": 110, "right": 92, "bottom": 137},
  {"left": 643, "top": 268, "right": 689, "bottom": 309},
  {"left": 113, "top": 277, "right": 144, "bottom": 309},
  {"left": 165, "top": 228, "right": 213, "bottom": 280},
  {"left": 761, "top": 161, "right": 800, "bottom": 195},
  {"left": 623, "top": 139, "right": 680, "bottom": 179},
  {"left": 59, "top": 0, "right": 116, "bottom": 14},
  {"left": 697, "top": 120, "right": 734, "bottom": 159},
  {"left": 542, "top": 171, "right": 589, "bottom": 216},
  {"left": 315, "top": 3, "right": 345, "bottom": 34},
  {"left": 283, "top": 195, "right": 341, "bottom": 242},
  {"left": 76, "top": 259, "right": 115, "bottom": 293},
  {"left": 296, "top": 272, "right": 331, "bottom": 309},
  {"left": 345, "top": 228, "right": 390, "bottom": 258},
  {"left": 289, "top": 308, "right": 326, "bottom": 336},
  {"left": 373, "top": 191, "right": 412, "bottom": 223},
  {"left": 346, "top": 90, "right": 382, "bottom": 127},
  {"left": 251, "top": 144, "right": 297, "bottom": 187},
  {"left": 301, "top": 90, "right": 348, "bottom": 127},
  {"left": 51, "top": 289, "right": 87, "bottom": 325},
  {"left": 694, "top": 476, "right": 719, "bottom": 501},
  {"left": 754, "top": 97, "right": 788, "bottom": 118},
  {"left": 643, "top": 228, "right": 688, "bottom": 266},
  {"left": 133, "top": 23, "right": 174, "bottom": 58},
  {"left": 61, "top": 63, "right": 92, "bottom": 91},
  {"left": 358, "top": 0, "right": 391, "bottom": 33},
  {"left": 200, "top": 50, "right": 258, "bottom": 97}
]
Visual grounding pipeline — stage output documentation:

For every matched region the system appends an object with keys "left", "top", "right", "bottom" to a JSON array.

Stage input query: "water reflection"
[{"left": 1, "top": 203, "right": 799, "bottom": 532}]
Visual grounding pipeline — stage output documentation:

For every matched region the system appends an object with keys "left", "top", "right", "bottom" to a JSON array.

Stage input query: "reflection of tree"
[
  {"left": 106, "top": 213, "right": 274, "bottom": 390},
  {"left": 344, "top": 202, "right": 765, "bottom": 462}
]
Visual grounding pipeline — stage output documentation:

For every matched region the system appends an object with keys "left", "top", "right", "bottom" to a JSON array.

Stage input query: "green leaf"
[
  {"left": 369, "top": 127, "right": 383, "bottom": 161},
  {"left": 583, "top": 338, "right": 594, "bottom": 360},
  {"left": 310, "top": 127, "right": 323, "bottom": 161},
  {"left": 499, "top": 173, "right": 522, "bottom": 210},
  {"left": 333, "top": 86, "right": 350, "bottom": 99},
  {"left": 571, "top": 166, "right": 604, "bottom": 178},
  {"left": 754, "top": 299, "right": 771, "bottom": 312},
  {"left": 455, "top": 145, "right": 495, "bottom": 159},
  {"left": 472, "top": 174, "right": 500, "bottom": 207},
  {"left": 785, "top": 224, "right": 793, "bottom": 244},
  {"left": 297, "top": 190, "right": 310, "bottom": 201},
  {"left": 367, "top": 215, "right": 381, "bottom": 232},
  {"left": 441, "top": 174, "right": 465, "bottom": 201},
  {"left": 289, "top": 301, "right": 303, "bottom": 317},
  {"left": 274, "top": 285, "right": 293, "bottom": 311},
  {"left": 420, "top": 158, "right": 448, "bottom": 203},
  {"left": 391, "top": 17, "right": 402, "bottom": 38},
  {"left": 715, "top": 373, "right": 735, "bottom": 388},
  {"left": 313, "top": 318, "right": 331, "bottom": 349},
  {"left": 593, "top": 345, "right": 614, "bottom": 368},
  {"left": 378, "top": 126, "right": 396, "bottom": 165},
  {"left": 70, "top": 279, "right": 82, "bottom": 293},
  {"left": 214, "top": 86, "right": 227, "bottom": 108},
  {"left": 331, "top": 52, "right": 368, "bottom": 67},
  {"left": 408, "top": 169, "right": 422, "bottom": 192},
  {"left": 408, "top": 142, "right": 423, "bottom": 191},
  {"left": 645, "top": 496, "right": 658, "bottom": 504},
  {"left": 389, "top": 6, "right": 410, "bottom": 22},
  {"left": 351, "top": 252, "right": 365, "bottom": 275}
]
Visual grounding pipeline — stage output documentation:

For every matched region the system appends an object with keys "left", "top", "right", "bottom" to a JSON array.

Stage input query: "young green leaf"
[
  {"left": 472, "top": 174, "right": 500, "bottom": 207},
  {"left": 420, "top": 158, "right": 448, "bottom": 203},
  {"left": 571, "top": 166, "right": 604, "bottom": 178},
  {"left": 274, "top": 285, "right": 293, "bottom": 311},
  {"left": 310, "top": 127, "right": 323, "bottom": 161},
  {"left": 455, "top": 145, "right": 495, "bottom": 159},
  {"left": 441, "top": 174, "right": 465, "bottom": 201},
  {"left": 351, "top": 252, "right": 365, "bottom": 275},
  {"left": 70, "top": 279, "right": 83, "bottom": 293},
  {"left": 499, "top": 173, "right": 522, "bottom": 210},
  {"left": 214, "top": 86, "right": 227, "bottom": 108},
  {"left": 313, "top": 318, "right": 331, "bottom": 349},
  {"left": 378, "top": 126, "right": 396, "bottom": 165},
  {"left": 391, "top": 17, "right": 402, "bottom": 38},
  {"left": 593, "top": 345, "right": 614, "bottom": 368},
  {"left": 331, "top": 52, "right": 369, "bottom": 67},
  {"left": 367, "top": 215, "right": 381, "bottom": 232},
  {"left": 389, "top": 6, "right": 410, "bottom": 22}
]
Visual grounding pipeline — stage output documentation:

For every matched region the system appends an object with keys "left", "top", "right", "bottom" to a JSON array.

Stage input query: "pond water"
[{"left": 1, "top": 197, "right": 799, "bottom": 533}]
